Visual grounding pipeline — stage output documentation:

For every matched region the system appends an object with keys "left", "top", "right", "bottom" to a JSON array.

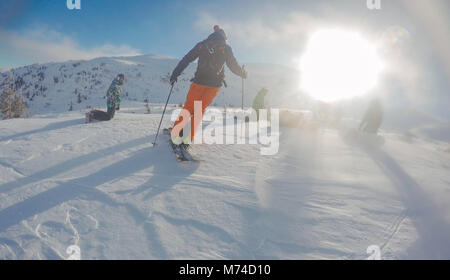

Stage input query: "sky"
[
  {"left": 0, "top": 0, "right": 449, "bottom": 118},
  {"left": 0, "top": 0, "right": 445, "bottom": 66}
]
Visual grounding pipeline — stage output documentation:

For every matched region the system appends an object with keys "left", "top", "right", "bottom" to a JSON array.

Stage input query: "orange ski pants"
[{"left": 173, "top": 83, "right": 220, "bottom": 141}]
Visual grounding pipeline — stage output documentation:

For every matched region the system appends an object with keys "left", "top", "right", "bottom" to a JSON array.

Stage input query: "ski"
[{"left": 163, "top": 128, "right": 195, "bottom": 162}]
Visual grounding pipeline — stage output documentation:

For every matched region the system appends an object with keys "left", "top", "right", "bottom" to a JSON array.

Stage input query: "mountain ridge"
[{"left": 0, "top": 55, "right": 300, "bottom": 116}]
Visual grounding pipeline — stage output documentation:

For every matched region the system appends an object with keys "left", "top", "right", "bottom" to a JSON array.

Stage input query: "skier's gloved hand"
[
  {"left": 241, "top": 69, "right": 248, "bottom": 79},
  {"left": 169, "top": 75, "right": 177, "bottom": 85}
]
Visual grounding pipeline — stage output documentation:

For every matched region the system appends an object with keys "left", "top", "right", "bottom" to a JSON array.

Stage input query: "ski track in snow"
[
  {"left": 380, "top": 210, "right": 408, "bottom": 252},
  {"left": 0, "top": 109, "right": 449, "bottom": 259},
  {"left": 0, "top": 161, "right": 26, "bottom": 178}
]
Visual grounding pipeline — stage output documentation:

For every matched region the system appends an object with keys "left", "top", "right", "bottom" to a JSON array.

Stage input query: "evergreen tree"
[
  {"left": 0, "top": 86, "right": 14, "bottom": 119},
  {"left": 0, "top": 84, "right": 27, "bottom": 119},
  {"left": 11, "top": 94, "right": 27, "bottom": 118}
]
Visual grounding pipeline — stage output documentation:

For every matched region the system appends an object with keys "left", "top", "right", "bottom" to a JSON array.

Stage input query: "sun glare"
[{"left": 299, "top": 29, "right": 382, "bottom": 102}]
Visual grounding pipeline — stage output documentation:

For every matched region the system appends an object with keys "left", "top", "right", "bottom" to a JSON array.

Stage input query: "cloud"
[
  {"left": 400, "top": 0, "right": 450, "bottom": 82},
  {"left": 0, "top": 28, "right": 141, "bottom": 65},
  {"left": 194, "top": 11, "right": 323, "bottom": 49},
  {"left": 193, "top": 7, "right": 375, "bottom": 66}
]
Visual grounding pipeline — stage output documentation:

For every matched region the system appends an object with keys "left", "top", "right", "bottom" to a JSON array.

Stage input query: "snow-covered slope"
[
  {"left": 0, "top": 106, "right": 449, "bottom": 259},
  {"left": 0, "top": 55, "right": 300, "bottom": 116},
  {"left": 410, "top": 122, "right": 450, "bottom": 142}
]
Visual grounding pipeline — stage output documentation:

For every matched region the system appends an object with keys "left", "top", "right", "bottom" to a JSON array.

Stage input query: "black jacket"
[{"left": 171, "top": 31, "right": 245, "bottom": 88}]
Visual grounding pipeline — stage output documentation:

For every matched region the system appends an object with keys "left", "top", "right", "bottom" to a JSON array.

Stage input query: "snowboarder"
[
  {"left": 252, "top": 87, "right": 269, "bottom": 120},
  {"left": 86, "top": 74, "right": 125, "bottom": 122},
  {"left": 359, "top": 98, "right": 383, "bottom": 134},
  {"left": 169, "top": 25, "right": 247, "bottom": 146}
]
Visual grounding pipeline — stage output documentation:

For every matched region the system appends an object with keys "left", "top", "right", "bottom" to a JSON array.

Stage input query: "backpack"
[{"left": 198, "top": 40, "right": 226, "bottom": 78}]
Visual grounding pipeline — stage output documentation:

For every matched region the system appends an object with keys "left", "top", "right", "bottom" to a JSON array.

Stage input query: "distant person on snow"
[
  {"left": 86, "top": 74, "right": 125, "bottom": 122},
  {"left": 252, "top": 87, "right": 269, "bottom": 120},
  {"left": 359, "top": 98, "right": 383, "bottom": 134},
  {"left": 169, "top": 25, "right": 247, "bottom": 146}
]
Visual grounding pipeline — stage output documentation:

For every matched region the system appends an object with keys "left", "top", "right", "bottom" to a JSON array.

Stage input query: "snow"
[
  {"left": 113, "top": 59, "right": 140, "bottom": 66},
  {"left": 0, "top": 55, "right": 300, "bottom": 117},
  {"left": 1, "top": 105, "right": 449, "bottom": 259}
]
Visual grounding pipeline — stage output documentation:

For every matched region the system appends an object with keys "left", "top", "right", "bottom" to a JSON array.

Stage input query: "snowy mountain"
[
  {"left": 0, "top": 55, "right": 300, "bottom": 116},
  {"left": 0, "top": 106, "right": 449, "bottom": 259},
  {"left": 2, "top": 54, "right": 445, "bottom": 135}
]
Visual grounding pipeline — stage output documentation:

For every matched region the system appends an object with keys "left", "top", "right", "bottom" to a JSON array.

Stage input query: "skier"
[
  {"left": 252, "top": 87, "right": 269, "bottom": 120},
  {"left": 86, "top": 74, "right": 125, "bottom": 122},
  {"left": 359, "top": 98, "right": 383, "bottom": 134},
  {"left": 169, "top": 25, "right": 247, "bottom": 146}
]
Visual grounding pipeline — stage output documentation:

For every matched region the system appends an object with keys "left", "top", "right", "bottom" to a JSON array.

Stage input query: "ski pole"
[
  {"left": 152, "top": 83, "right": 175, "bottom": 146},
  {"left": 241, "top": 65, "right": 245, "bottom": 110}
]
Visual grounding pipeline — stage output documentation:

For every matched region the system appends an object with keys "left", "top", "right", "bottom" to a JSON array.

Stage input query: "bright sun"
[{"left": 299, "top": 29, "right": 382, "bottom": 102}]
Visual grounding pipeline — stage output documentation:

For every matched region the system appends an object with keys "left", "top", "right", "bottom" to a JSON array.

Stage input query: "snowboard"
[
  {"left": 85, "top": 111, "right": 100, "bottom": 124},
  {"left": 163, "top": 128, "right": 195, "bottom": 162},
  {"left": 85, "top": 109, "right": 110, "bottom": 123}
]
